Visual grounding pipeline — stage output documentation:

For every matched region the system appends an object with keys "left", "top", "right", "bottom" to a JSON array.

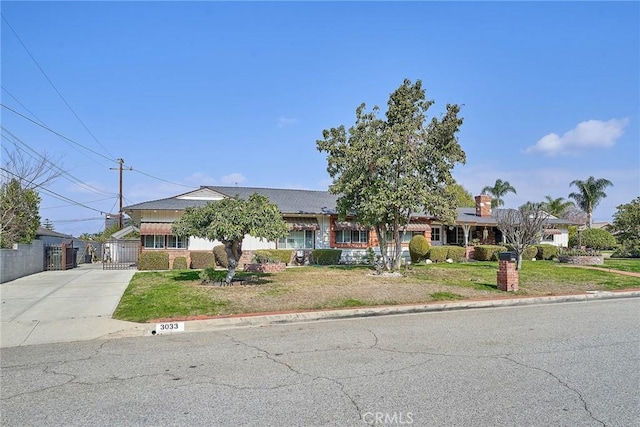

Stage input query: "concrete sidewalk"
[{"left": 0, "top": 263, "right": 145, "bottom": 348}]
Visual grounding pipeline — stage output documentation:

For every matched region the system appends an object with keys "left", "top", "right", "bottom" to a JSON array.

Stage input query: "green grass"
[
  {"left": 113, "top": 261, "right": 640, "bottom": 322},
  {"left": 603, "top": 258, "right": 640, "bottom": 273},
  {"left": 113, "top": 271, "right": 231, "bottom": 322}
]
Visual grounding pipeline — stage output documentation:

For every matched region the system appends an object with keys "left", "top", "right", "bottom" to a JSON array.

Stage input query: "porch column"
[{"left": 462, "top": 224, "right": 471, "bottom": 247}]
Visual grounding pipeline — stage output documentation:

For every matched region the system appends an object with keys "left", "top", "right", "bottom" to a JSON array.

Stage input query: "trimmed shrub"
[
  {"left": 428, "top": 246, "right": 448, "bottom": 263},
  {"left": 190, "top": 251, "right": 216, "bottom": 269},
  {"left": 580, "top": 228, "right": 618, "bottom": 250},
  {"left": 445, "top": 245, "right": 466, "bottom": 262},
  {"left": 172, "top": 256, "right": 188, "bottom": 270},
  {"left": 312, "top": 249, "right": 342, "bottom": 265},
  {"left": 213, "top": 245, "right": 229, "bottom": 268},
  {"left": 408, "top": 235, "right": 430, "bottom": 263},
  {"left": 474, "top": 245, "right": 508, "bottom": 261},
  {"left": 199, "top": 267, "right": 225, "bottom": 284},
  {"left": 255, "top": 249, "right": 293, "bottom": 264},
  {"left": 138, "top": 251, "right": 169, "bottom": 270},
  {"left": 505, "top": 244, "right": 537, "bottom": 260},
  {"left": 535, "top": 244, "right": 558, "bottom": 260}
]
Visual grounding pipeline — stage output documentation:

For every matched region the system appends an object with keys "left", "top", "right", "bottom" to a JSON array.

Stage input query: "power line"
[
  {"left": 1, "top": 13, "right": 115, "bottom": 159},
  {"left": 128, "top": 166, "right": 197, "bottom": 189},
  {"left": 1, "top": 86, "right": 112, "bottom": 169},
  {"left": 1, "top": 167, "right": 109, "bottom": 215},
  {"left": 1, "top": 104, "right": 118, "bottom": 164},
  {"left": 1, "top": 128, "right": 118, "bottom": 198},
  {"left": 41, "top": 196, "right": 118, "bottom": 210}
]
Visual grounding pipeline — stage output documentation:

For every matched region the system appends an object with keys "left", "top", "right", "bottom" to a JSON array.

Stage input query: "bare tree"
[
  {"left": 496, "top": 203, "right": 549, "bottom": 270},
  {"left": 1, "top": 145, "right": 63, "bottom": 247},
  {"left": 1, "top": 144, "right": 62, "bottom": 189}
]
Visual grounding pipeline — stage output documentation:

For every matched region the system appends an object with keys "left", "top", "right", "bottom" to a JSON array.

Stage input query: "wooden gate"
[{"left": 102, "top": 239, "right": 140, "bottom": 270}]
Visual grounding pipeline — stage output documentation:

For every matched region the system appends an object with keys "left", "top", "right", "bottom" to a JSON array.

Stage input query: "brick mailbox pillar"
[{"left": 497, "top": 252, "right": 518, "bottom": 292}]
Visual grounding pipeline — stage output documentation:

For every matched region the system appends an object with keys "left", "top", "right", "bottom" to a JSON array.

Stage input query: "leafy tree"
[
  {"left": 496, "top": 202, "right": 550, "bottom": 270},
  {"left": 172, "top": 193, "right": 289, "bottom": 283},
  {"left": 611, "top": 197, "right": 640, "bottom": 257},
  {"left": 0, "top": 179, "right": 41, "bottom": 248},
  {"left": 482, "top": 179, "right": 516, "bottom": 208},
  {"left": 568, "top": 176, "right": 613, "bottom": 228},
  {"left": 447, "top": 182, "right": 475, "bottom": 208},
  {"left": 542, "top": 196, "right": 574, "bottom": 218},
  {"left": 317, "top": 79, "right": 465, "bottom": 271},
  {"left": 611, "top": 197, "right": 640, "bottom": 245}
]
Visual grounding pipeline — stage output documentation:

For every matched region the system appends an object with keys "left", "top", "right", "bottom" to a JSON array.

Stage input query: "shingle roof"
[{"left": 123, "top": 186, "right": 339, "bottom": 215}]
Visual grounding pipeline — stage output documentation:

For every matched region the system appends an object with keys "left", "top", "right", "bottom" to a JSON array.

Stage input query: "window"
[
  {"left": 402, "top": 231, "right": 423, "bottom": 243},
  {"left": 542, "top": 233, "right": 555, "bottom": 242},
  {"left": 431, "top": 227, "right": 441, "bottom": 242},
  {"left": 336, "top": 230, "right": 368, "bottom": 244},
  {"left": 143, "top": 235, "right": 165, "bottom": 249},
  {"left": 278, "top": 230, "right": 314, "bottom": 249},
  {"left": 167, "top": 235, "right": 187, "bottom": 248}
]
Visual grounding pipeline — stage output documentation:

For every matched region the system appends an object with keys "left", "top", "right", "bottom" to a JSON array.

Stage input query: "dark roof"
[
  {"left": 124, "top": 187, "right": 575, "bottom": 225},
  {"left": 36, "top": 227, "right": 73, "bottom": 239},
  {"left": 124, "top": 186, "right": 339, "bottom": 215}
]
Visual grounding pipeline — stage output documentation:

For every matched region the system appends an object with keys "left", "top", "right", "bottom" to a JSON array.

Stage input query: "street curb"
[{"left": 146, "top": 290, "right": 640, "bottom": 335}]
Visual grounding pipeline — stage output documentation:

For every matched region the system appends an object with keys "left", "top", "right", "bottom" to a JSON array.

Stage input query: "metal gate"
[
  {"left": 45, "top": 242, "right": 78, "bottom": 270},
  {"left": 102, "top": 239, "right": 140, "bottom": 270}
]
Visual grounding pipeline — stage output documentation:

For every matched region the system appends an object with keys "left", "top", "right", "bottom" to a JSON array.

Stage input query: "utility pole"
[{"left": 110, "top": 158, "right": 132, "bottom": 229}]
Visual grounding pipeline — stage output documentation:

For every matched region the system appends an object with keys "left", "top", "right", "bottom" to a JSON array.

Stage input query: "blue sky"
[{"left": 2, "top": 1, "right": 638, "bottom": 237}]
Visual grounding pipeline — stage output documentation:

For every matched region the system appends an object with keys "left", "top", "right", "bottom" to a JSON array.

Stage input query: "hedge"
[
  {"left": 312, "top": 249, "right": 342, "bottom": 265},
  {"left": 408, "top": 235, "right": 430, "bottom": 263},
  {"left": 579, "top": 228, "right": 618, "bottom": 250},
  {"left": 255, "top": 249, "right": 293, "bottom": 264},
  {"left": 445, "top": 246, "right": 466, "bottom": 262},
  {"left": 505, "top": 244, "right": 538, "bottom": 260},
  {"left": 473, "top": 245, "right": 508, "bottom": 261},
  {"left": 138, "top": 251, "right": 169, "bottom": 270},
  {"left": 535, "top": 244, "right": 558, "bottom": 260},
  {"left": 428, "top": 246, "right": 448, "bottom": 263},
  {"left": 213, "top": 245, "right": 229, "bottom": 268},
  {"left": 172, "top": 256, "right": 188, "bottom": 270},
  {"left": 190, "top": 251, "right": 216, "bottom": 269}
]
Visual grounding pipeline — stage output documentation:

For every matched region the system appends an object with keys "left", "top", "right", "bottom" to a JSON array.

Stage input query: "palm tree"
[
  {"left": 482, "top": 179, "right": 517, "bottom": 208},
  {"left": 568, "top": 176, "right": 613, "bottom": 228},
  {"left": 542, "top": 196, "right": 574, "bottom": 218}
]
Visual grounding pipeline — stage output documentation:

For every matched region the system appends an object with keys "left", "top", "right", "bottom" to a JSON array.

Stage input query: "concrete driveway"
[{"left": 0, "top": 263, "right": 144, "bottom": 348}]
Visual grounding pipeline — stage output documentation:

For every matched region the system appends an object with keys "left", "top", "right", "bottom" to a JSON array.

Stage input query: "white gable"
[{"left": 177, "top": 188, "right": 226, "bottom": 201}]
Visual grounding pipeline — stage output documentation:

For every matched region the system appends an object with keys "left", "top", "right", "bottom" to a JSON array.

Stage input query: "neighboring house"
[{"left": 123, "top": 187, "right": 574, "bottom": 267}]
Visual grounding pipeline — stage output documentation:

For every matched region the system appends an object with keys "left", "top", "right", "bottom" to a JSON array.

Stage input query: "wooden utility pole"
[{"left": 110, "top": 158, "right": 132, "bottom": 230}]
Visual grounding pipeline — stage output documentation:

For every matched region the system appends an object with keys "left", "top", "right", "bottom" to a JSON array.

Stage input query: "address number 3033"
[{"left": 154, "top": 322, "right": 185, "bottom": 334}]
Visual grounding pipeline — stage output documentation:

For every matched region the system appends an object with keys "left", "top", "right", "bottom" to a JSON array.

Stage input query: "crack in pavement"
[
  {"left": 501, "top": 356, "right": 606, "bottom": 427},
  {"left": 314, "top": 375, "right": 365, "bottom": 424}
]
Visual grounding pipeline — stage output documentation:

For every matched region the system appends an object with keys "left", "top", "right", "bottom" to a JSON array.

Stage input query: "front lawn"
[
  {"left": 112, "top": 261, "right": 640, "bottom": 323},
  {"left": 603, "top": 258, "right": 640, "bottom": 273}
]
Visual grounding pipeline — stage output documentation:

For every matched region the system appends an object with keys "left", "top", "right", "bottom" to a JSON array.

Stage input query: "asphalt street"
[{"left": 1, "top": 298, "right": 639, "bottom": 426}]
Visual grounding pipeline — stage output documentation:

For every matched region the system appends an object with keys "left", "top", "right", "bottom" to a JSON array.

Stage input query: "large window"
[
  {"left": 143, "top": 235, "right": 187, "bottom": 249},
  {"left": 335, "top": 230, "right": 368, "bottom": 244},
  {"left": 167, "top": 235, "right": 187, "bottom": 248},
  {"left": 143, "top": 235, "right": 165, "bottom": 249},
  {"left": 431, "top": 227, "right": 441, "bottom": 242},
  {"left": 278, "top": 230, "right": 314, "bottom": 249}
]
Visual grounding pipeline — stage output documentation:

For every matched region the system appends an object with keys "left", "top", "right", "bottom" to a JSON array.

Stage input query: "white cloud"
[
  {"left": 525, "top": 118, "right": 628, "bottom": 156},
  {"left": 277, "top": 116, "right": 298, "bottom": 128},
  {"left": 183, "top": 172, "right": 216, "bottom": 186},
  {"left": 220, "top": 173, "right": 246, "bottom": 185}
]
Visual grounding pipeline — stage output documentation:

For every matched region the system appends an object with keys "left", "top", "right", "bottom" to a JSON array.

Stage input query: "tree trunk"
[
  {"left": 516, "top": 253, "right": 523, "bottom": 270},
  {"left": 224, "top": 239, "right": 243, "bottom": 284},
  {"left": 375, "top": 226, "right": 391, "bottom": 272}
]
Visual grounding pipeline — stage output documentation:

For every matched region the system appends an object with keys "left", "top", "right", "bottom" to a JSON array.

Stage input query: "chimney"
[{"left": 475, "top": 195, "right": 492, "bottom": 218}]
